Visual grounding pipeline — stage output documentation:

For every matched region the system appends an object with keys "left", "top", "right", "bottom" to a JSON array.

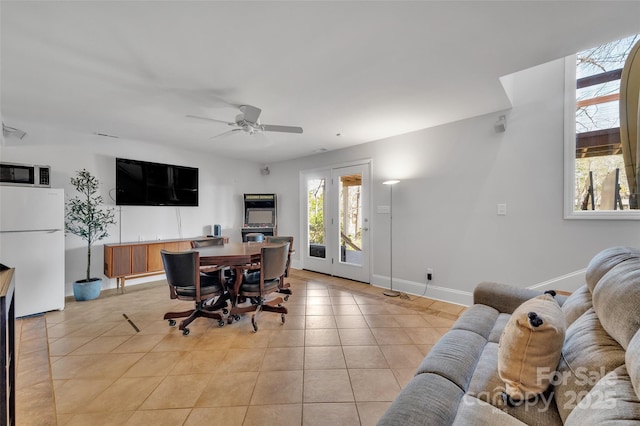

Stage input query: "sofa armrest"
[{"left": 473, "top": 281, "right": 566, "bottom": 314}]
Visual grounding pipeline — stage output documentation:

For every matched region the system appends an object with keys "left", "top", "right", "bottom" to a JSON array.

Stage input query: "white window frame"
[{"left": 563, "top": 55, "right": 640, "bottom": 220}]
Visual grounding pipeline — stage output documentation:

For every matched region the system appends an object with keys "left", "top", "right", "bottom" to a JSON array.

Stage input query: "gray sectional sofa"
[{"left": 378, "top": 246, "right": 640, "bottom": 425}]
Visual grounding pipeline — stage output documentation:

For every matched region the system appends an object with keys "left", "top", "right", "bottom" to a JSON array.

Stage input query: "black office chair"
[
  {"left": 191, "top": 237, "right": 228, "bottom": 278},
  {"left": 265, "top": 235, "right": 294, "bottom": 300},
  {"left": 229, "top": 242, "right": 289, "bottom": 332},
  {"left": 191, "top": 237, "right": 225, "bottom": 248},
  {"left": 245, "top": 233, "right": 265, "bottom": 242},
  {"left": 161, "top": 249, "right": 229, "bottom": 335}
]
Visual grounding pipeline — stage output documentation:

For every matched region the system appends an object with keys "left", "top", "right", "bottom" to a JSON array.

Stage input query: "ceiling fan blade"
[
  {"left": 186, "top": 114, "right": 235, "bottom": 126},
  {"left": 261, "top": 124, "right": 303, "bottom": 134},
  {"left": 210, "top": 129, "right": 242, "bottom": 139},
  {"left": 239, "top": 105, "right": 261, "bottom": 123}
]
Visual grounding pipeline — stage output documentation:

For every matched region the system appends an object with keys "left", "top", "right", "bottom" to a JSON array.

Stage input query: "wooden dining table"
[
  {"left": 192, "top": 241, "right": 281, "bottom": 310},
  {"left": 194, "top": 241, "right": 267, "bottom": 268}
]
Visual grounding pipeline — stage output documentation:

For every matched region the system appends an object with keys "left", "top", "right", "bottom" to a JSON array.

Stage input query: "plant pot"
[{"left": 73, "top": 278, "right": 102, "bottom": 301}]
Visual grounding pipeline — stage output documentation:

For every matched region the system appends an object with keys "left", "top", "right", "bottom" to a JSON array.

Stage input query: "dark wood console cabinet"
[{"left": 104, "top": 237, "right": 228, "bottom": 290}]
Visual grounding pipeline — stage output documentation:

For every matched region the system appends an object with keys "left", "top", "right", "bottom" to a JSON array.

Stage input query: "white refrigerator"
[{"left": 0, "top": 186, "right": 65, "bottom": 317}]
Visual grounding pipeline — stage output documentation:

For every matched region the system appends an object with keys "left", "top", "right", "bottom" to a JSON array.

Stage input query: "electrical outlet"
[{"left": 427, "top": 268, "right": 433, "bottom": 281}]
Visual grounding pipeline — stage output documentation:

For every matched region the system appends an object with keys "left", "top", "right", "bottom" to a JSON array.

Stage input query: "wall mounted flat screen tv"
[{"left": 116, "top": 158, "right": 198, "bottom": 206}]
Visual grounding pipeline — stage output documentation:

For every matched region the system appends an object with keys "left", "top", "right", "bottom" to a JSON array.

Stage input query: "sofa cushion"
[
  {"left": 564, "top": 365, "right": 640, "bottom": 425},
  {"left": 627, "top": 331, "right": 640, "bottom": 399},
  {"left": 592, "top": 260, "right": 640, "bottom": 350},
  {"left": 561, "top": 285, "right": 592, "bottom": 327},
  {"left": 416, "top": 329, "right": 487, "bottom": 391},
  {"left": 498, "top": 293, "right": 566, "bottom": 401},
  {"left": 585, "top": 246, "right": 640, "bottom": 293},
  {"left": 467, "top": 342, "right": 502, "bottom": 403},
  {"left": 451, "top": 304, "right": 499, "bottom": 340},
  {"left": 376, "top": 372, "right": 464, "bottom": 426},
  {"left": 453, "top": 395, "right": 527, "bottom": 425},
  {"left": 488, "top": 313, "right": 510, "bottom": 343},
  {"left": 553, "top": 307, "right": 626, "bottom": 422}
]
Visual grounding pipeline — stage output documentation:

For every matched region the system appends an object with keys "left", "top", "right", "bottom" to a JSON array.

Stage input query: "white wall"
[
  {"left": 0, "top": 121, "right": 265, "bottom": 295},
  {"left": 3, "top": 57, "right": 640, "bottom": 305},
  {"left": 268, "top": 58, "right": 640, "bottom": 305}
]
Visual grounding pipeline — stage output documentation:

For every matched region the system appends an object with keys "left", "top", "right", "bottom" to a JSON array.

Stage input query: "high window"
[{"left": 565, "top": 34, "right": 640, "bottom": 218}]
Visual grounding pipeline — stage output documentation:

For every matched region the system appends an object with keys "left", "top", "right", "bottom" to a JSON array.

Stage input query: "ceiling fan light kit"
[{"left": 187, "top": 104, "right": 303, "bottom": 139}]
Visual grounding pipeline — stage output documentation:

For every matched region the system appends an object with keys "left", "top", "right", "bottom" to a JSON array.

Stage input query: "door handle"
[{"left": 363, "top": 227, "right": 369, "bottom": 231}]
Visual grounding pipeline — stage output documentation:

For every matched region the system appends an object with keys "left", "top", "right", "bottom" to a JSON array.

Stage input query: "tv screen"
[{"left": 116, "top": 158, "right": 198, "bottom": 206}]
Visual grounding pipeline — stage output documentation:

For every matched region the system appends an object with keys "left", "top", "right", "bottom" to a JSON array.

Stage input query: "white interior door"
[{"left": 302, "top": 162, "right": 371, "bottom": 282}]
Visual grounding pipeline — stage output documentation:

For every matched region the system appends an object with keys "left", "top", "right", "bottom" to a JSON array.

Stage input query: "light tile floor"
[{"left": 15, "top": 269, "right": 466, "bottom": 426}]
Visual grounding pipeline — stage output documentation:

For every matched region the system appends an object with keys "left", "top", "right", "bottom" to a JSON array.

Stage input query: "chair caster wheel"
[
  {"left": 251, "top": 317, "right": 258, "bottom": 332},
  {"left": 168, "top": 319, "right": 176, "bottom": 327},
  {"left": 218, "top": 320, "right": 225, "bottom": 327},
  {"left": 234, "top": 315, "right": 241, "bottom": 322},
  {"left": 281, "top": 313, "right": 286, "bottom": 324},
  {"left": 223, "top": 309, "right": 229, "bottom": 315},
  {"left": 284, "top": 295, "right": 290, "bottom": 301},
  {"left": 182, "top": 328, "right": 190, "bottom": 336}
]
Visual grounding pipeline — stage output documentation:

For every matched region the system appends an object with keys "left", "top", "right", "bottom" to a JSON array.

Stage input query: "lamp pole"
[{"left": 383, "top": 180, "right": 400, "bottom": 297}]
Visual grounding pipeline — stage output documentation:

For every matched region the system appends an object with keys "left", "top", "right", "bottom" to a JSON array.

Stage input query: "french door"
[{"left": 302, "top": 162, "right": 371, "bottom": 282}]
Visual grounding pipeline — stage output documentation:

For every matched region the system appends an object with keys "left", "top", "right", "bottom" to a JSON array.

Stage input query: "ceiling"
[{"left": 2, "top": 1, "right": 639, "bottom": 163}]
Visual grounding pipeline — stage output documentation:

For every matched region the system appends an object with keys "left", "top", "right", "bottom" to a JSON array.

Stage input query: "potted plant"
[{"left": 65, "top": 169, "right": 116, "bottom": 301}]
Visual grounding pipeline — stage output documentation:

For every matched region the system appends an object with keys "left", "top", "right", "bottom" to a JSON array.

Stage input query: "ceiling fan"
[{"left": 187, "top": 105, "right": 303, "bottom": 139}]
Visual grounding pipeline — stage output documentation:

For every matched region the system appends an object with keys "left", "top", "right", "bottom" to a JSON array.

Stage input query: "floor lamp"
[{"left": 383, "top": 180, "right": 400, "bottom": 297}]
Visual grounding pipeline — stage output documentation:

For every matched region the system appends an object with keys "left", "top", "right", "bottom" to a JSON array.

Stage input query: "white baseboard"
[
  {"left": 293, "top": 265, "right": 585, "bottom": 307},
  {"left": 371, "top": 267, "right": 587, "bottom": 307},
  {"left": 371, "top": 274, "right": 472, "bottom": 306},
  {"left": 291, "top": 259, "right": 302, "bottom": 271}
]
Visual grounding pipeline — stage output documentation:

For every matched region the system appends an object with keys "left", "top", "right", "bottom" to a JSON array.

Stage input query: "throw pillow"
[{"left": 498, "top": 290, "right": 566, "bottom": 405}]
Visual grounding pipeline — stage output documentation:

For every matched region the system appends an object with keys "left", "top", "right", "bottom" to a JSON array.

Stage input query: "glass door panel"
[
  {"left": 332, "top": 164, "right": 370, "bottom": 282},
  {"left": 307, "top": 177, "right": 326, "bottom": 259},
  {"left": 339, "top": 173, "right": 363, "bottom": 266},
  {"left": 302, "top": 169, "right": 332, "bottom": 275}
]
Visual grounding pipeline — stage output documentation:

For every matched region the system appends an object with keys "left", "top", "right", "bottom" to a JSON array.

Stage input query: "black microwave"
[{"left": 0, "top": 162, "right": 51, "bottom": 187}]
